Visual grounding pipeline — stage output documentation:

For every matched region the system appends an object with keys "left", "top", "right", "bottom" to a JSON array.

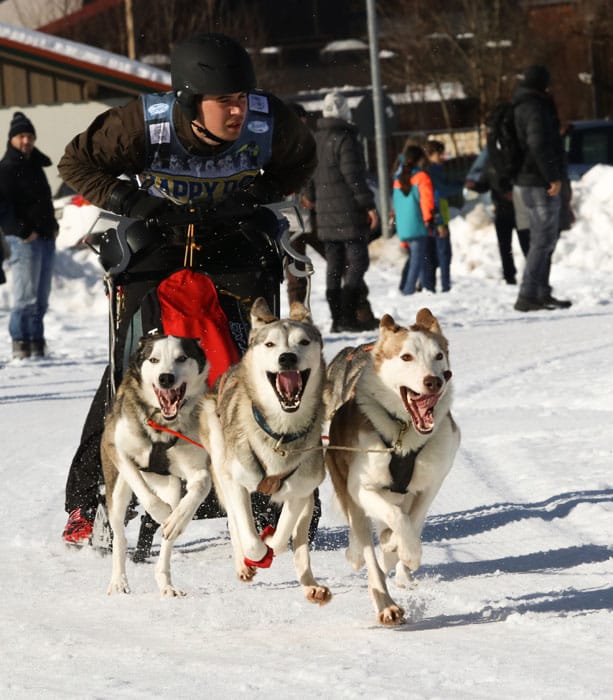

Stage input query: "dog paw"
[
  {"left": 394, "top": 562, "right": 417, "bottom": 589},
  {"left": 378, "top": 605, "right": 405, "bottom": 626},
  {"left": 345, "top": 546, "right": 365, "bottom": 571},
  {"left": 238, "top": 565, "right": 257, "bottom": 582},
  {"left": 162, "top": 511, "right": 188, "bottom": 541},
  {"left": 159, "top": 585, "right": 186, "bottom": 598},
  {"left": 398, "top": 538, "right": 422, "bottom": 572},
  {"left": 107, "top": 577, "right": 130, "bottom": 595},
  {"left": 305, "top": 585, "right": 333, "bottom": 606}
]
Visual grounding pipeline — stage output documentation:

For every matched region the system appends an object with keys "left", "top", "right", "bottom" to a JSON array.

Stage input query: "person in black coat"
[
  {"left": 0, "top": 111, "right": 58, "bottom": 358},
  {"left": 303, "top": 91, "right": 379, "bottom": 332},
  {"left": 512, "top": 65, "right": 571, "bottom": 311},
  {"left": 465, "top": 147, "right": 530, "bottom": 285}
]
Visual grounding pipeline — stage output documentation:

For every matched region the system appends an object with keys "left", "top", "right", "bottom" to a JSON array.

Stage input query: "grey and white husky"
[
  {"left": 200, "top": 297, "right": 332, "bottom": 605},
  {"left": 101, "top": 334, "right": 211, "bottom": 597}
]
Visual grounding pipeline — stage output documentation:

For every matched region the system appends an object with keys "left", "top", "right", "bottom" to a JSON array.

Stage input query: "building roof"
[{"left": 0, "top": 21, "right": 171, "bottom": 96}]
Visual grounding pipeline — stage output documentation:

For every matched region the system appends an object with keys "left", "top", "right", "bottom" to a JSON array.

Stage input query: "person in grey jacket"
[
  {"left": 303, "top": 91, "right": 379, "bottom": 332},
  {"left": 512, "top": 64, "right": 571, "bottom": 311}
]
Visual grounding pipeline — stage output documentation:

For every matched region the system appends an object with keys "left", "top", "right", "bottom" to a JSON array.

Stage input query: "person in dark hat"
[
  {"left": 511, "top": 65, "right": 572, "bottom": 311},
  {"left": 0, "top": 111, "right": 59, "bottom": 358}
]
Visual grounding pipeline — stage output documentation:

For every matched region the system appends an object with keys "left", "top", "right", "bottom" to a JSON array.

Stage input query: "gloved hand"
[{"left": 106, "top": 182, "right": 175, "bottom": 221}]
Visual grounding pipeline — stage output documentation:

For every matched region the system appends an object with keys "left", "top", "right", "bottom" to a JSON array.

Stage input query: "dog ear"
[
  {"left": 380, "top": 314, "right": 401, "bottom": 332},
  {"left": 415, "top": 308, "right": 442, "bottom": 335},
  {"left": 289, "top": 301, "right": 312, "bottom": 323},
  {"left": 250, "top": 297, "right": 277, "bottom": 327}
]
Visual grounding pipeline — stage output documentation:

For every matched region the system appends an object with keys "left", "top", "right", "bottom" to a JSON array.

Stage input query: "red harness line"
[{"left": 146, "top": 419, "right": 206, "bottom": 449}]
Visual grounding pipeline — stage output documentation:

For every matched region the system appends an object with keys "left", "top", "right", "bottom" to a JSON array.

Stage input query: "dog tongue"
[
  {"left": 276, "top": 370, "right": 302, "bottom": 400},
  {"left": 154, "top": 384, "right": 185, "bottom": 419},
  {"left": 405, "top": 392, "right": 439, "bottom": 434}
]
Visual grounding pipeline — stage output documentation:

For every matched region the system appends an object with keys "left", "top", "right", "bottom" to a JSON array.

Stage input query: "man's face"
[
  {"left": 196, "top": 92, "right": 248, "bottom": 142},
  {"left": 11, "top": 132, "right": 35, "bottom": 156}
]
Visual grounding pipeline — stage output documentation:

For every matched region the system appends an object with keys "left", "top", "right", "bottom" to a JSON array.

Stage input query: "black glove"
[{"left": 107, "top": 182, "right": 174, "bottom": 220}]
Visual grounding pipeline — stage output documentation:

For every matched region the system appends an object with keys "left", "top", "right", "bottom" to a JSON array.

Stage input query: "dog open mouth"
[
  {"left": 153, "top": 383, "right": 186, "bottom": 420},
  {"left": 267, "top": 369, "right": 310, "bottom": 412},
  {"left": 400, "top": 387, "right": 441, "bottom": 434}
]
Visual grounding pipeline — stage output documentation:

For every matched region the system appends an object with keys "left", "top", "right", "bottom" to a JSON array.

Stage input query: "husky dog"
[
  {"left": 325, "top": 308, "right": 460, "bottom": 625},
  {"left": 201, "top": 297, "right": 332, "bottom": 605},
  {"left": 101, "top": 334, "right": 211, "bottom": 597}
]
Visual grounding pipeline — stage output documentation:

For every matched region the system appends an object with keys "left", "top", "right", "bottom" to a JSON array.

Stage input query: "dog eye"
[
  {"left": 401, "top": 353, "right": 413, "bottom": 362},
  {"left": 299, "top": 339, "right": 310, "bottom": 346},
  {"left": 176, "top": 355, "right": 188, "bottom": 363},
  {"left": 265, "top": 341, "right": 275, "bottom": 348},
  {"left": 149, "top": 357, "right": 160, "bottom": 364},
  {"left": 435, "top": 352, "right": 444, "bottom": 361}
]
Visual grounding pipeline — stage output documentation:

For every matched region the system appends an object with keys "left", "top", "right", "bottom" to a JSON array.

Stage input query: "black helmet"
[{"left": 171, "top": 33, "right": 256, "bottom": 118}]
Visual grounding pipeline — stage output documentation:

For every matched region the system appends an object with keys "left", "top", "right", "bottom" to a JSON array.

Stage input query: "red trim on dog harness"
[{"left": 146, "top": 419, "right": 205, "bottom": 449}]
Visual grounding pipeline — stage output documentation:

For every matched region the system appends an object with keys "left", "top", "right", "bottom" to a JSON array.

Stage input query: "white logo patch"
[
  {"left": 247, "top": 120, "right": 270, "bottom": 134},
  {"left": 149, "top": 122, "right": 171, "bottom": 144},
  {"left": 248, "top": 93, "right": 270, "bottom": 114},
  {"left": 148, "top": 102, "right": 170, "bottom": 117}
]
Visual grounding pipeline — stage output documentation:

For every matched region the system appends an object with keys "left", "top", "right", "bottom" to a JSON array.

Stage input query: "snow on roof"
[{"left": 0, "top": 21, "right": 171, "bottom": 87}]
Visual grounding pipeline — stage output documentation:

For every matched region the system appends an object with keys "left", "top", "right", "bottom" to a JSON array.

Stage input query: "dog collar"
[{"left": 251, "top": 405, "right": 315, "bottom": 444}]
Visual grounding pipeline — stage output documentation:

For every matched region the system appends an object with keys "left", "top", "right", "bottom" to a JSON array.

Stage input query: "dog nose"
[
  {"left": 423, "top": 374, "right": 442, "bottom": 393},
  {"left": 158, "top": 373, "right": 175, "bottom": 389},
  {"left": 278, "top": 352, "right": 298, "bottom": 370}
]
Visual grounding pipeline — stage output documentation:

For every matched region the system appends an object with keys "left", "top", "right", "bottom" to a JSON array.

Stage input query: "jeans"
[
  {"left": 399, "top": 237, "right": 427, "bottom": 295},
  {"left": 7, "top": 235, "right": 56, "bottom": 341},
  {"left": 424, "top": 230, "right": 452, "bottom": 292},
  {"left": 514, "top": 186, "right": 560, "bottom": 299}
]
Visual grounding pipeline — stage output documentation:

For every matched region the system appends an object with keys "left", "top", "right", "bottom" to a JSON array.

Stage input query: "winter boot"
[
  {"left": 355, "top": 283, "right": 380, "bottom": 331},
  {"left": 30, "top": 339, "right": 46, "bottom": 358},
  {"left": 12, "top": 340, "right": 30, "bottom": 360},
  {"left": 326, "top": 289, "right": 344, "bottom": 333},
  {"left": 62, "top": 507, "right": 95, "bottom": 545},
  {"left": 339, "top": 286, "right": 364, "bottom": 332}
]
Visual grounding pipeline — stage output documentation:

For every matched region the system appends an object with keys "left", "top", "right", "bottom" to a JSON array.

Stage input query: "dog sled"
[{"left": 80, "top": 196, "right": 315, "bottom": 557}]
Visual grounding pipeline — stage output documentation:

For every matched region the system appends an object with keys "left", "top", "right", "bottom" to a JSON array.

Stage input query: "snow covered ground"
[{"left": 1, "top": 166, "right": 612, "bottom": 699}]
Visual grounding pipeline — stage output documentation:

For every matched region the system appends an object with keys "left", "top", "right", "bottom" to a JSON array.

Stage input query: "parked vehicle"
[{"left": 564, "top": 120, "right": 613, "bottom": 180}]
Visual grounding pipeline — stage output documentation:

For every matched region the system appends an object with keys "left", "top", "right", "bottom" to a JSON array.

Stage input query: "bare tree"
[{"left": 379, "top": 0, "right": 529, "bottom": 147}]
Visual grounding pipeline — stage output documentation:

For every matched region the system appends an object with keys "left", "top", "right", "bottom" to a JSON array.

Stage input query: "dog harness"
[
  {"left": 376, "top": 415, "right": 425, "bottom": 494},
  {"left": 143, "top": 436, "right": 178, "bottom": 475}
]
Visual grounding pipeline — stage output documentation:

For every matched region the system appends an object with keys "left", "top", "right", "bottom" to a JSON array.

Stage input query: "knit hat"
[
  {"left": 9, "top": 111, "right": 36, "bottom": 139},
  {"left": 322, "top": 91, "right": 352, "bottom": 121},
  {"left": 520, "top": 65, "right": 550, "bottom": 92}
]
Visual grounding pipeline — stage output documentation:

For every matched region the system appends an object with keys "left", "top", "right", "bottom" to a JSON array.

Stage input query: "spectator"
[
  {"left": 465, "top": 147, "right": 530, "bottom": 285},
  {"left": 283, "top": 102, "right": 327, "bottom": 306},
  {"left": 0, "top": 112, "right": 58, "bottom": 359},
  {"left": 58, "top": 33, "right": 318, "bottom": 544},
  {"left": 392, "top": 145, "right": 435, "bottom": 295},
  {"left": 423, "top": 140, "right": 462, "bottom": 292},
  {"left": 512, "top": 64, "right": 571, "bottom": 311},
  {"left": 303, "top": 91, "right": 379, "bottom": 332}
]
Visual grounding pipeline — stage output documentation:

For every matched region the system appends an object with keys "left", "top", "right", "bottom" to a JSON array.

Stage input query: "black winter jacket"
[
  {"left": 512, "top": 87, "right": 564, "bottom": 188},
  {"left": 0, "top": 144, "right": 59, "bottom": 240},
  {"left": 306, "top": 117, "right": 375, "bottom": 242}
]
